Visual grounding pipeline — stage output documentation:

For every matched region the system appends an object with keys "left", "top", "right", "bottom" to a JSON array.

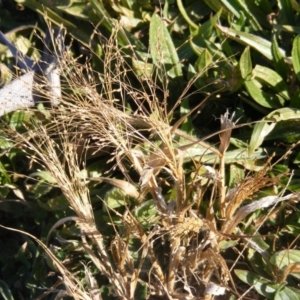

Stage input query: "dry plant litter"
[{"left": 1, "top": 25, "right": 300, "bottom": 300}]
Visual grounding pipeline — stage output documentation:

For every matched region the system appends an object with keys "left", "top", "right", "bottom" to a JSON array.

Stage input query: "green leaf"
[
  {"left": 149, "top": 14, "right": 182, "bottom": 78},
  {"left": 195, "top": 48, "right": 213, "bottom": 74},
  {"left": 203, "top": 0, "right": 226, "bottom": 15},
  {"left": 0, "top": 160, "right": 10, "bottom": 184},
  {"left": 15, "top": 0, "right": 76, "bottom": 29},
  {"left": 279, "top": 0, "right": 295, "bottom": 25},
  {"left": 244, "top": 80, "right": 283, "bottom": 108},
  {"left": 105, "top": 187, "right": 127, "bottom": 210},
  {"left": 275, "top": 287, "right": 300, "bottom": 300},
  {"left": 57, "top": 3, "right": 90, "bottom": 20},
  {"left": 265, "top": 107, "right": 300, "bottom": 122},
  {"left": 217, "top": 0, "right": 241, "bottom": 18},
  {"left": 234, "top": 269, "right": 278, "bottom": 299},
  {"left": 292, "top": 35, "right": 300, "bottom": 82},
  {"left": 272, "top": 35, "right": 288, "bottom": 81},
  {"left": 219, "top": 239, "right": 238, "bottom": 250},
  {"left": 247, "top": 248, "right": 272, "bottom": 279},
  {"left": 270, "top": 249, "right": 300, "bottom": 280},
  {"left": 8, "top": 110, "right": 33, "bottom": 130},
  {"left": 133, "top": 200, "right": 160, "bottom": 227},
  {"left": 176, "top": 0, "right": 198, "bottom": 29},
  {"left": 274, "top": 24, "right": 300, "bottom": 34},
  {"left": 225, "top": 0, "right": 263, "bottom": 31},
  {"left": 267, "top": 119, "right": 300, "bottom": 143},
  {"left": 248, "top": 121, "right": 274, "bottom": 156},
  {"left": 213, "top": 22, "right": 286, "bottom": 60},
  {"left": 228, "top": 163, "right": 244, "bottom": 188},
  {"left": 291, "top": 0, "right": 300, "bottom": 12},
  {"left": 132, "top": 56, "right": 153, "bottom": 79},
  {"left": 252, "top": 65, "right": 289, "bottom": 100},
  {"left": 30, "top": 171, "right": 57, "bottom": 184},
  {"left": 185, "top": 145, "right": 276, "bottom": 171},
  {"left": 239, "top": 46, "right": 252, "bottom": 80},
  {"left": 248, "top": 108, "right": 300, "bottom": 154},
  {"left": 15, "top": 0, "right": 94, "bottom": 48}
]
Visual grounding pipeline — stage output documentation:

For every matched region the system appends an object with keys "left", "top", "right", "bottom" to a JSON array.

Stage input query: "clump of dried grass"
[{"left": 2, "top": 27, "right": 297, "bottom": 300}]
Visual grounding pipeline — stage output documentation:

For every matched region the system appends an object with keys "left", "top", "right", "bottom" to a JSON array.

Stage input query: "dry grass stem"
[{"left": 2, "top": 27, "right": 297, "bottom": 300}]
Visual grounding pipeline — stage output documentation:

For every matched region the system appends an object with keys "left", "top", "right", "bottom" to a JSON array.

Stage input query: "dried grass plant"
[{"left": 1, "top": 27, "right": 298, "bottom": 300}]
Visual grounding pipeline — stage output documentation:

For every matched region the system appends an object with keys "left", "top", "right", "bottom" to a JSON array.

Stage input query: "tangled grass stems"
[{"left": 2, "top": 28, "right": 299, "bottom": 299}]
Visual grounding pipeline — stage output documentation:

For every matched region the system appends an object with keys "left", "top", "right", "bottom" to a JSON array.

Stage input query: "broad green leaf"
[
  {"left": 185, "top": 145, "right": 278, "bottom": 171},
  {"left": 230, "top": 137, "right": 248, "bottom": 148},
  {"left": 292, "top": 35, "right": 300, "bottom": 82},
  {"left": 15, "top": 0, "right": 93, "bottom": 48},
  {"left": 213, "top": 22, "right": 286, "bottom": 60},
  {"left": 149, "top": 14, "right": 182, "bottom": 78},
  {"left": 234, "top": 269, "right": 278, "bottom": 298},
  {"left": 8, "top": 110, "right": 34, "bottom": 130},
  {"left": 119, "top": 16, "right": 144, "bottom": 31},
  {"left": 219, "top": 239, "right": 238, "bottom": 250},
  {"left": 249, "top": 108, "right": 300, "bottom": 154},
  {"left": 132, "top": 58, "right": 153, "bottom": 79},
  {"left": 188, "top": 63, "right": 206, "bottom": 90},
  {"left": 291, "top": 0, "right": 300, "bottom": 12},
  {"left": 179, "top": 97, "right": 193, "bottom": 132},
  {"left": 270, "top": 249, "right": 300, "bottom": 279},
  {"left": 272, "top": 35, "right": 288, "bottom": 81},
  {"left": 204, "top": 39, "right": 227, "bottom": 61},
  {"left": 248, "top": 121, "right": 275, "bottom": 155},
  {"left": 247, "top": 248, "right": 272, "bottom": 279},
  {"left": 193, "top": 17, "right": 215, "bottom": 40},
  {"left": 87, "top": 0, "right": 145, "bottom": 51},
  {"left": 79, "top": 159, "right": 105, "bottom": 179},
  {"left": 265, "top": 107, "right": 300, "bottom": 122},
  {"left": 244, "top": 80, "right": 283, "bottom": 108},
  {"left": 0, "top": 160, "right": 10, "bottom": 183},
  {"left": 15, "top": 0, "right": 76, "bottom": 29},
  {"left": 219, "top": 37, "right": 237, "bottom": 63},
  {"left": 30, "top": 171, "right": 57, "bottom": 184},
  {"left": 57, "top": 3, "right": 90, "bottom": 20},
  {"left": 133, "top": 200, "right": 160, "bottom": 227},
  {"left": 203, "top": 0, "right": 226, "bottom": 14},
  {"left": 105, "top": 187, "right": 126, "bottom": 209},
  {"left": 274, "top": 24, "right": 300, "bottom": 34},
  {"left": 239, "top": 46, "right": 252, "bottom": 80},
  {"left": 134, "top": 283, "right": 148, "bottom": 300},
  {"left": 224, "top": 0, "right": 263, "bottom": 31},
  {"left": 279, "top": 0, "right": 295, "bottom": 25},
  {"left": 195, "top": 49, "right": 213, "bottom": 75},
  {"left": 186, "top": 13, "right": 219, "bottom": 58},
  {"left": 216, "top": 0, "right": 241, "bottom": 18},
  {"left": 189, "top": 40, "right": 205, "bottom": 57},
  {"left": 275, "top": 287, "right": 300, "bottom": 300},
  {"left": 253, "top": 65, "right": 289, "bottom": 100},
  {"left": 267, "top": 119, "right": 300, "bottom": 143},
  {"left": 0, "top": 63, "right": 12, "bottom": 87},
  {"left": 228, "top": 164, "right": 244, "bottom": 188}
]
